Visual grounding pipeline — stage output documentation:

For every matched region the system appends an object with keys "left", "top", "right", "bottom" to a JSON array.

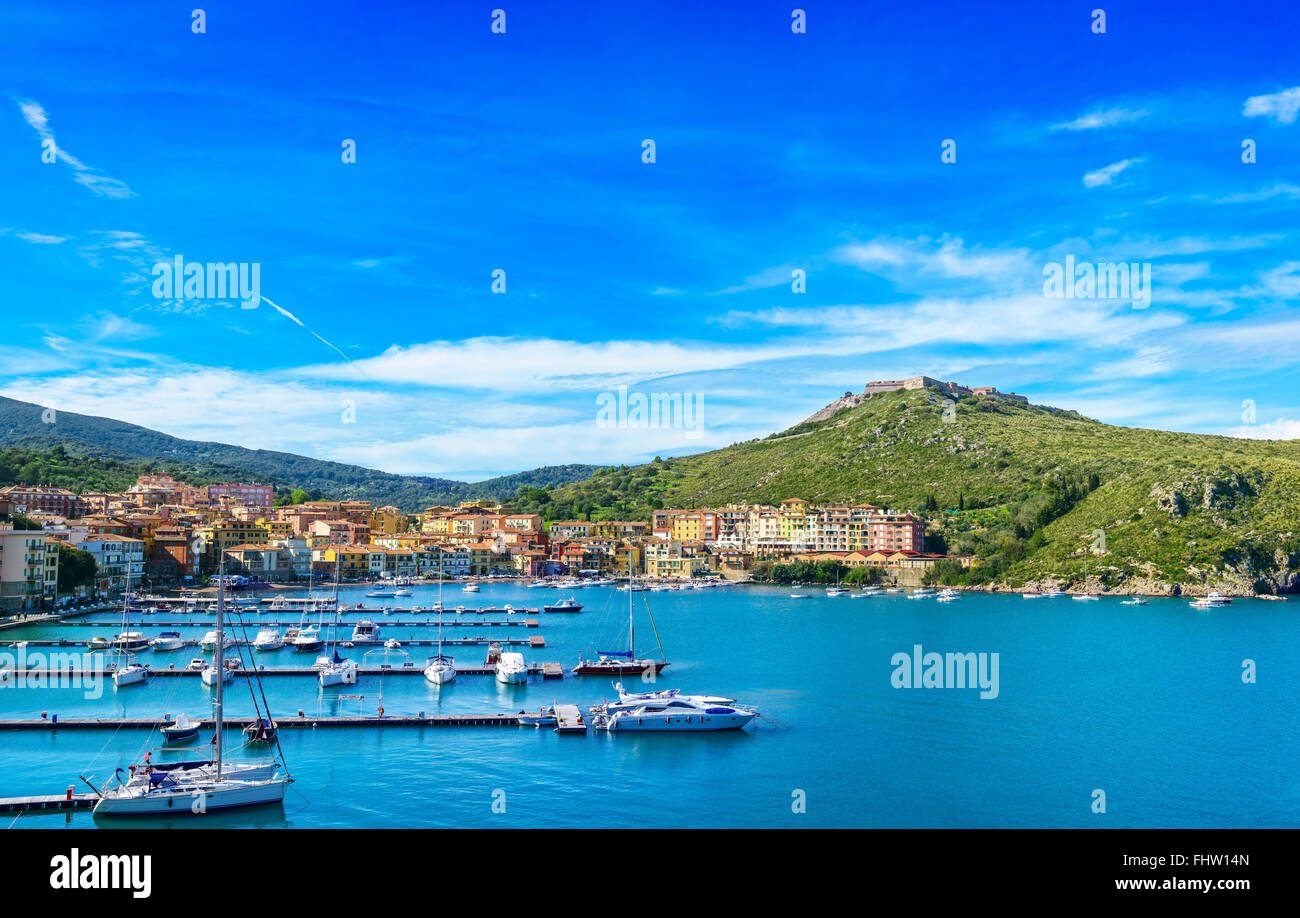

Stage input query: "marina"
[{"left": 1, "top": 581, "right": 1296, "bottom": 827}]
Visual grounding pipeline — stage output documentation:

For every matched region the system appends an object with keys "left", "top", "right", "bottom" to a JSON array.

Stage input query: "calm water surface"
[{"left": 1, "top": 583, "right": 1295, "bottom": 828}]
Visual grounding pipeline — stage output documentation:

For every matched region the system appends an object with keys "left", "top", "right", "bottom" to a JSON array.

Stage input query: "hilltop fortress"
[{"left": 802, "top": 375, "right": 1029, "bottom": 425}]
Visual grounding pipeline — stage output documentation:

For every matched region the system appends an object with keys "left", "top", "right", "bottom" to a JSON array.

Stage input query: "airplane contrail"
[{"left": 261, "top": 295, "right": 365, "bottom": 377}]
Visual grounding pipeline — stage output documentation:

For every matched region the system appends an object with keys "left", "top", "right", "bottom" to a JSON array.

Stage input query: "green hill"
[
  {"left": 513, "top": 386, "right": 1300, "bottom": 594},
  {"left": 0, "top": 396, "right": 601, "bottom": 511}
]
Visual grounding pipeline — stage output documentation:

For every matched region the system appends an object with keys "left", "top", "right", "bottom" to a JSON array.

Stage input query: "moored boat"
[
  {"left": 495, "top": 651, "right": 528, "bottom": 685},
  {"left": 149, "top": 631, "right": 184, "bottom": 651}
]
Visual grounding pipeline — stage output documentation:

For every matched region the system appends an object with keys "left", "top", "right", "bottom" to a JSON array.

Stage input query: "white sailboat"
[
  {"left": 319, "top": 549, "right": 358, "bottom": 687},
  {"left": 424, "top": 553, "right": 456, "bottom": 685},
  {"left": 92, "top": 553, "right": 291, "bottom": 816},
  {"left": 1073, "top": 553, "right": 1100, "bottom": 600},
  {"left": 111, "top": 573, "right": 149, "bottom": 687}
]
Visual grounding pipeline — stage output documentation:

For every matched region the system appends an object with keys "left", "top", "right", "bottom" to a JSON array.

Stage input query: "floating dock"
[
  {"left": 553, "top": 704, "right": 588, "bottom": 734},
  {"left": 0, "top": 712, "right": 536, "bottom": 730},
  {"left": 4, "top": 662, "right": 560, "bottom": 679},
  {"left": 0, "top": 793, "right": 97, "bottom": 814},
  {"left": 9, "top": 634, "right": 542, "bottom": 649}
]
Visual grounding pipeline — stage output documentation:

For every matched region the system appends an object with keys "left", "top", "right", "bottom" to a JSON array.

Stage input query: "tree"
[{"left": 57, "top": 543, "right": 97, "bottom": 593}]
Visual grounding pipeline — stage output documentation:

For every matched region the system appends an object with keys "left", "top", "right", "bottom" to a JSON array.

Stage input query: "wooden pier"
[{"left": 0, "top": 793, "right": 97, "bottom": 814}]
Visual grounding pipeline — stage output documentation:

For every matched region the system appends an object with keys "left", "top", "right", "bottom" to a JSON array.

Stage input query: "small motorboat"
[
  {"left": 253, "top": 628, "right": 284, "bottom": 651},
  {"left": 150, "top": 631, "right": 185, "bottom": 651},
  {"left": 200, "top": 662, "right": 233, "bottom": 685},
  {"left": 88, "top": 636, "right": 112, "bottom": 651},
  {"left": 516, "top": 705, "right": 556, "bottom": 727},
  {"left": 186, "top": 657, "right": 206, "bottom": 671},
  {"left": 1121, "top": 597, "right": 1148, "bottom": 605},
  {"left": 243, "top": 717, "right": 278, "bottom": 743},
  {"left": 789, "top": 592, "right": 811, "bottom": 599},
  {"left": 112, "top": 631, "right": 150, "bottom": 652},
  {"left": 350, "top": 620, "right": 380, "bottom": 643},
  {"left": 543, "top": 598, "right": 583, "bottom": 613},
  {"left": 462, "top": 583, "right": 481, "bottom": 593},
  {"left": 384, "top": 638, "right": 401, "bottom": 650},
  {"left": 160, "top": 714, "right": 201, "bottom": 744}
]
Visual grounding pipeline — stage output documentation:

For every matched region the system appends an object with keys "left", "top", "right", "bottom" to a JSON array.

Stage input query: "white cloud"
[
  {"left": 1214, "top": 184, "right": 1300, "bottom": 204},
  {"left": 836, "top": 235, "right": 1031, "bottom": 283},
  {"left": 711, "top": 264, "right": 802, "bottom": 295},
  {"left": 15, "top": 98, "right": 135, "bottom": 199},
  {"left": 1083, "top": 158, "right": 1143, "bottom": 188},
  {"left": 1243, "top": 86, "right": 1300, "bottom": 125},
  {"left": 1051, "top": 107, "right": 1149, "bottom": 131},
  {"left": 1228, "top": 418, "right": 1300, "bottom": 440},
  {"left": 297, "top": 336, "right": 871, "bottom": 391},
  {"left": 15, "top": 231, "right": 69, "bottom": 244}
]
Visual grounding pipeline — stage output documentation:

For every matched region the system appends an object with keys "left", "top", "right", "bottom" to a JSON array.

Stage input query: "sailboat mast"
[
  {"left": 629, "top": 567, "right": 634, "bottom": 658},
  {"left": 438, "top": 550, "right": 444, "bottom": 655},
  {"left": 215, "top": 552, "right": 225, "bottom": 781}
]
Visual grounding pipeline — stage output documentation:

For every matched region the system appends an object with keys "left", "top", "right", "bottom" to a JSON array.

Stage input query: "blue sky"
[{"left": 2, "top": 0, "right": 1299, "bottom": 480}]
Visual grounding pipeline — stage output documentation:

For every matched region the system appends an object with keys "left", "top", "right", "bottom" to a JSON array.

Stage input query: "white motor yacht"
[
  {"left": 253, "top": 628, "right": 284, "bottom": 651},
  {"left": 350, "top": 620, "right": 380, "bottom": 643},
  {"left": 591, "top": 696, "right": 757, "bottom": 732},
  {"left": 293, "top": 624, "right": 323, "bottom": 652},
  {"left": 495, "top": 651, "right": 527, "bottom": 684},
  {"left": 149, "top": 631, "right": 184, "bottom": 651}
]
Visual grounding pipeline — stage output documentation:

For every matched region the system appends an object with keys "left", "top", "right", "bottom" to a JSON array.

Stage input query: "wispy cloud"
[
  {"left": 1083, "top": 158, "right": 1143, "bottom": 188},
  {"left": 15, "top": 231, "right": 69, "bottom": 244},
  {"left": 1214, "top": 184, "right": 1300, "bottom": 204},
  {"left": 1051, "top": 107, "right": 1149, "bottom": 132},
  {"left": 1243, "top": 86, "right": 1300, "bottom": 125},
  {"left": 835, "top": 236, "right": 1031, "bottom": 283},
  {"left": 710, "top": 264, "right": 802, "bottom": 295},
  {"left": 14, "top": 98, "right": 135, "bottom": 199}
]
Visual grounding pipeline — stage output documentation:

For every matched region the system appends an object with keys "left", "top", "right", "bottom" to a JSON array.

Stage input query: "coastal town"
[{"left": 0, "top": 474, "right": 962, "bottom": 611}]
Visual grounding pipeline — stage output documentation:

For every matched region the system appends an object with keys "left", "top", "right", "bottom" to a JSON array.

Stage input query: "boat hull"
[
  {"left": 113, "top": 667, "right": 148, "bottom": 687},
  {"left": 319, "top": 665, "right": 358, "bottom": 687},
  {"left": 604, "top": 711, "right": 755, "bottom": 732},
  {"left": 94, "top": 778, "right": 288, "bottom": 816},
  {"left": 573, "top": 660, "right": 669, "bottom": 676},
  {"left": 424, "top": 664, "right": 456, "bottom": 685}
]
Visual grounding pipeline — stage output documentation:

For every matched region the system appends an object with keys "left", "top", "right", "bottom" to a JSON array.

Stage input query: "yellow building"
[
  {"left": 200, "top": 519, "right": 269, "bottom": 555},
  {"left": 370, "top": 506, "right": 408, "bottom": 536}
]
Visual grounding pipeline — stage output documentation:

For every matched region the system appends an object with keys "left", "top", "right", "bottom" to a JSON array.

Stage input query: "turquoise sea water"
[{"left": 0, "top": 583, "right": 1296, "bottom": 828}]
